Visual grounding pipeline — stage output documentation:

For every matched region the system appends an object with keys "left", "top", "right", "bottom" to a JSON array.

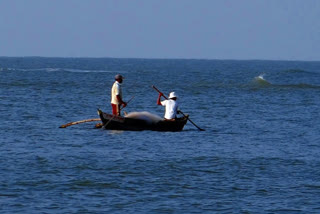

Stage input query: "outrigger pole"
[{"left": 59, "top": 118, "right": 101, "bottom": 128}]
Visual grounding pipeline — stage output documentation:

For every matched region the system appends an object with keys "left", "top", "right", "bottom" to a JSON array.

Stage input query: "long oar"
[
  {"left": 59, "top": 118, "right": 100, "bottom": 128},
  {"left": 152, "top": 85, "right": 205, "bottom": 131}
]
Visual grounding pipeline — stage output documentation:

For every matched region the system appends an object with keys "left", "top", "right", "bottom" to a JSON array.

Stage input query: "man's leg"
[{"left": 111, "top": 104, "right": 121, "bottom": 116}]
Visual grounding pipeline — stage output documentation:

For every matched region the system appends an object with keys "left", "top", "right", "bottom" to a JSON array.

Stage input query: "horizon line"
[{"left": 0, "top": 56, "right": 319, "bottom": 63}]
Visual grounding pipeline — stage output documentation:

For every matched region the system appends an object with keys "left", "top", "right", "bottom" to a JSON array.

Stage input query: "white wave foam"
[
  {"left": 46, "top": 68, "right": 62, "bottom": 72},
  {"left": 2, "top": 67, "right": 125, "bottom": 73},
  {"left": 63, "top": 69, "right": 116, "bottom": 73},
  {"left": 45, "top": 68, "right": 117, "bottom": 73},
  {"left": 253, "top": 73, "right": 271, "bottom": 86}
]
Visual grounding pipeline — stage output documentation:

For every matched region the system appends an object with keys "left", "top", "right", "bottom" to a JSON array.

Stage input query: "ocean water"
[{"left": 1, "top": 57, "right": 320, "bottom": 213}]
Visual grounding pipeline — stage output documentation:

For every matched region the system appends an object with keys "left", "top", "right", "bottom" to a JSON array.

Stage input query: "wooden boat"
[{"left": 97, "top": 109, "right": 188, "bottom": 132}]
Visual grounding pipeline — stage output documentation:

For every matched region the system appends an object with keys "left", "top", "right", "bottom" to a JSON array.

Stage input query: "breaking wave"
[
  {"left": 252, "top": 73, "right": 271, "bottom": 86},
  {"left": 250, "top": 73, "right": 320, "bottom": 89},
  {"left": 283, "top": 69, "right": 318, "bottom": 75},
  {"left": 277, "top": 83, "right": 320, "bottom": 89}
]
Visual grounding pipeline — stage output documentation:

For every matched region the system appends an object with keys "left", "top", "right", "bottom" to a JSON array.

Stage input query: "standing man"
[
  {"left": 111, "top": 74, "right": 127, "bottom": 116},
  {"left": 157, "top": 92, "right": 179, "bottom": 120}
]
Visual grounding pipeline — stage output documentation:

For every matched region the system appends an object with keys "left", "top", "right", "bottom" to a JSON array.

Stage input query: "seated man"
[{"left": 157, "top": 92, "right": 179, "bottom": 120}]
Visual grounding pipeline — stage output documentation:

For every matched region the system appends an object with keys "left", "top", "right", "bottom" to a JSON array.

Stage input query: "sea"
[{"left": 1, "top": 57, "right": 320, "bottom": 213}]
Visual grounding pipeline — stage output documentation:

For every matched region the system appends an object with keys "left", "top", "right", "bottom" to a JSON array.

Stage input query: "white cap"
[{"left": 169, "top": 92, "right": 177, "bottom": 99}]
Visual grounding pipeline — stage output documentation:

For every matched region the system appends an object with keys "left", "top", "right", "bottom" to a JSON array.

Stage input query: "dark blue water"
[{"left": 1, "top": 57, "right": 320, "bottom": 213}]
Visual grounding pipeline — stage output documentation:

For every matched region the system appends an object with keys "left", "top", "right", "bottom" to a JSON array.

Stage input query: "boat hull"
[{"left": 98, "top": 110, "right": 188, "bottom": 132}]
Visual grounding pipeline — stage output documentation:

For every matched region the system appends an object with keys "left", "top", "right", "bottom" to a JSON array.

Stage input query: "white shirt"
[
  {"left": 161, "top": 99, "right": 178, "bottom": 119},
  {"left": 111, "top": 81, "right": 122, "bottom": 104}
]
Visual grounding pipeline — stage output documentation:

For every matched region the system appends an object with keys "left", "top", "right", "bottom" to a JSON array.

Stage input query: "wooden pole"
[{"left": 59, "top": 118, "right": 101, "bottom": 128}]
